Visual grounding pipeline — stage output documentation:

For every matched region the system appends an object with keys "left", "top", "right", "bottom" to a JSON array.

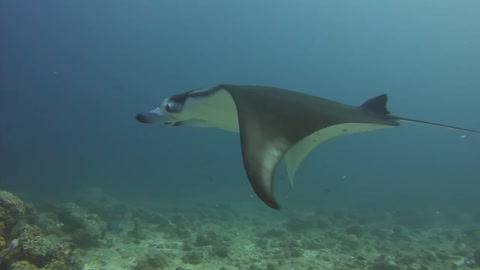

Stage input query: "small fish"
[
  {"left": 7, "top": 239, "right": 19, "bottom": 249},
  {"left": 107, "top": 221, "right": 122, "bottom": 235}
]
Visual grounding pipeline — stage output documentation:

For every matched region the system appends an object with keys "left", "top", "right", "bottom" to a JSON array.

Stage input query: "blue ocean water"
[{"left": 1, "top": 0, "right": 479, "bottom": 214}]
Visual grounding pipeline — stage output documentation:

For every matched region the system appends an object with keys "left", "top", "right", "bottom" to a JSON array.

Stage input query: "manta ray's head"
[
  {"left": 136, "top": 86, "right": 238, "bottom": 130},
  {"left": 135, "top": 95, "right": 187, "bottom": 125}
]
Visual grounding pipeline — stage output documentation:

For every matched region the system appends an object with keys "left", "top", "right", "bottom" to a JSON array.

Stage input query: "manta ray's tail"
[
  {"left": 361, "top": 93, "right": 480, "bottom": 134},
  {"left": 390, "top": 115, "right": 480, "bottom": 135}
]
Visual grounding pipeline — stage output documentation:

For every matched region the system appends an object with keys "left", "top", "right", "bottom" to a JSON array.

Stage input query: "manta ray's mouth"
[
  {"left": 135, "top": 107, "right": 177, "bottom": 124},
  {"left": 135, "top": 113, "right": 153, "bottom": 123}
]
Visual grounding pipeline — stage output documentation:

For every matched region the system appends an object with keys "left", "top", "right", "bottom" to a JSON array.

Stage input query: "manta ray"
[{"left": 136, "top": 84, "right": 479, "bottom": 209}]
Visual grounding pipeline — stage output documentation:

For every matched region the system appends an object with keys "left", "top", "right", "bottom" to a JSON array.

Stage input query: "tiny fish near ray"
[{"left": 136, "top": 84, "right": 480, "bottom": 210}]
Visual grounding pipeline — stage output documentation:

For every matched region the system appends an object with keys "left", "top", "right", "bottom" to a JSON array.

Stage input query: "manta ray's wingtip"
[
  {"left": 261, "top": 196, "right": 281, "bottom": 210},
  {"left": 247, "top": 173, "right": 282, "bottom": 210}
]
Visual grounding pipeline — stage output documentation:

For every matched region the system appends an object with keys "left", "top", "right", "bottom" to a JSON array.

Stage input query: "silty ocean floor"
[{"left": 1, "top": 188, "right": 479, "bottom": 270}]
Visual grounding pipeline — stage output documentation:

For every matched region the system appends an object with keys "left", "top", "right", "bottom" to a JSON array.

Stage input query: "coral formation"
[
  {"left": 182, "top": 251, "right": 203, "bottom": 264},
  {"left": 127, "top": 217, "right": 146, "bottom": 239},
  {"left": 77, "top": 187, "right": 127, "bottom": 221},
  {"left": 2, "top": 188, "right": 479, "bottom": 270},
  {"left": 134, "top": 253, "right": 169, "bottom": 270},
  {"left": 0, "top": 190, "right": 26, "bottom": 244},
  {"left": 55, "top": 202, "right": 106, "bottom": 248},
  {"left": 0, "top": 190, "right": 80, "bottom": 270},
  {"left": 473, "top": 249, "right": 480, "bottom": 266},
  {"left": 345, "top": 224, "right": 364, "bottom": 238}
]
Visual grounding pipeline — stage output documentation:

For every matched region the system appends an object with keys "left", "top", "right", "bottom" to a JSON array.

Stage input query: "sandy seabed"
[{"left": 1, "top": 189, "right": 479, "bottom": 270}]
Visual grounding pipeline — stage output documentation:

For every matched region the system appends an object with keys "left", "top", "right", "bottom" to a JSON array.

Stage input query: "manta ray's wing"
[
  {"left": 284, "top": 117, "right": 392, "bottom": 187},
  {"left": 223, "top": 85, "right": 397, "bottom": 209}
]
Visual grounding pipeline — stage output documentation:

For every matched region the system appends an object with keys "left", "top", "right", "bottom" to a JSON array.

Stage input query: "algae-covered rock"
[
  {"left": 280, "top": 240, "right": 304, "bottom": 258},
  {"left": 55, "top": 202, "right": 105, "bottom": 248},
  {"left": 8, "top": 260, "right": 39, "bottom": 270},
  {"left": 420, "top": 250, "right": 438, "bottom": 264},
  {"left": 167, "top": 214, "right": 192, "bottom": 239},
  {"left": 474, "top": 249, "right": 480, "bottom": 264},
  {"left": 78, "top": 187, "right": 127, "bottom": 221},
  {"left": 339, "top": 233, "right": 360, "bottom": 251},
  {"left": 0, "top": 192, "right": 80, "bottom": 270},
  {"left": 0, "top": 236, "right": 6, "bottom": 248},
  {"left": 211, "top": 244, "right": 229, "bottom": 258},
  {"left": 128, "top": 217, "right": 147, "bottom": 239},
  {"left": 254, "top": 238, "right": 269, "bottom": 249},
  {"left": 34, "top": 212, "right": 65, "bottom": 236},
  {"left": 0, "top": 190, "right": 26, "bottom": 234},
  {"left": 8, "top": 224, "right": 79, "bottom": 269},
  {"left": 369, "top": 262, "right": 402, "bottom": 270},
  {"left": 182, "top": 251, "right": 203, "bottom": 264},
  {"left": 345, "top": 224, "right": 364, "bottom": 238},
  {"left": 391, "top": 226, "right": 410, "bottom": 241},
  {"left": 301, "top": 238, "right": 325, "bottom": 250},
  {"left": 286, "top": 246, "right": 304, "bottom": 258},
  {"left": 134, "top": 253, "right": 169, "bottom": 270},
  {"left": 194, "top": 231, "right": 220, "bottom": 246}
]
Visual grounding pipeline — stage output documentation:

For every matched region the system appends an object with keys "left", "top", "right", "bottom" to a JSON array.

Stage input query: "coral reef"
[
  {"left": 127, "top": 217, "right": 147, "bottom": 239},
  {"left": 0, "top": 190, "right": 80, "bottom": 270},
  {"left": 55, "top": 202, "right": 106, "bottom": 248},
  {"left": 134, "top": 253, "right": 169, "bottom": 270},
  {"left": 77, "top": 187, "right": 127, "bottom": 221},
  {"left": 474, "top": 249, "right": 480, "bottom": 265},
  {"left": 2, "top": 188, "right": 480, "bottom": 270},
  {"left": 182, "top": 251, "right": 203, "bottom": 265},
  {"left": 0, "top": 190, "right": 26, "bottom": 243}
]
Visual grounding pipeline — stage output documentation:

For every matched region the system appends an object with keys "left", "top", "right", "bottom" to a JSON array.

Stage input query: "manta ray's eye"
[{"left": 163, "top": 99, "right": 182, "bottom": 113}]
